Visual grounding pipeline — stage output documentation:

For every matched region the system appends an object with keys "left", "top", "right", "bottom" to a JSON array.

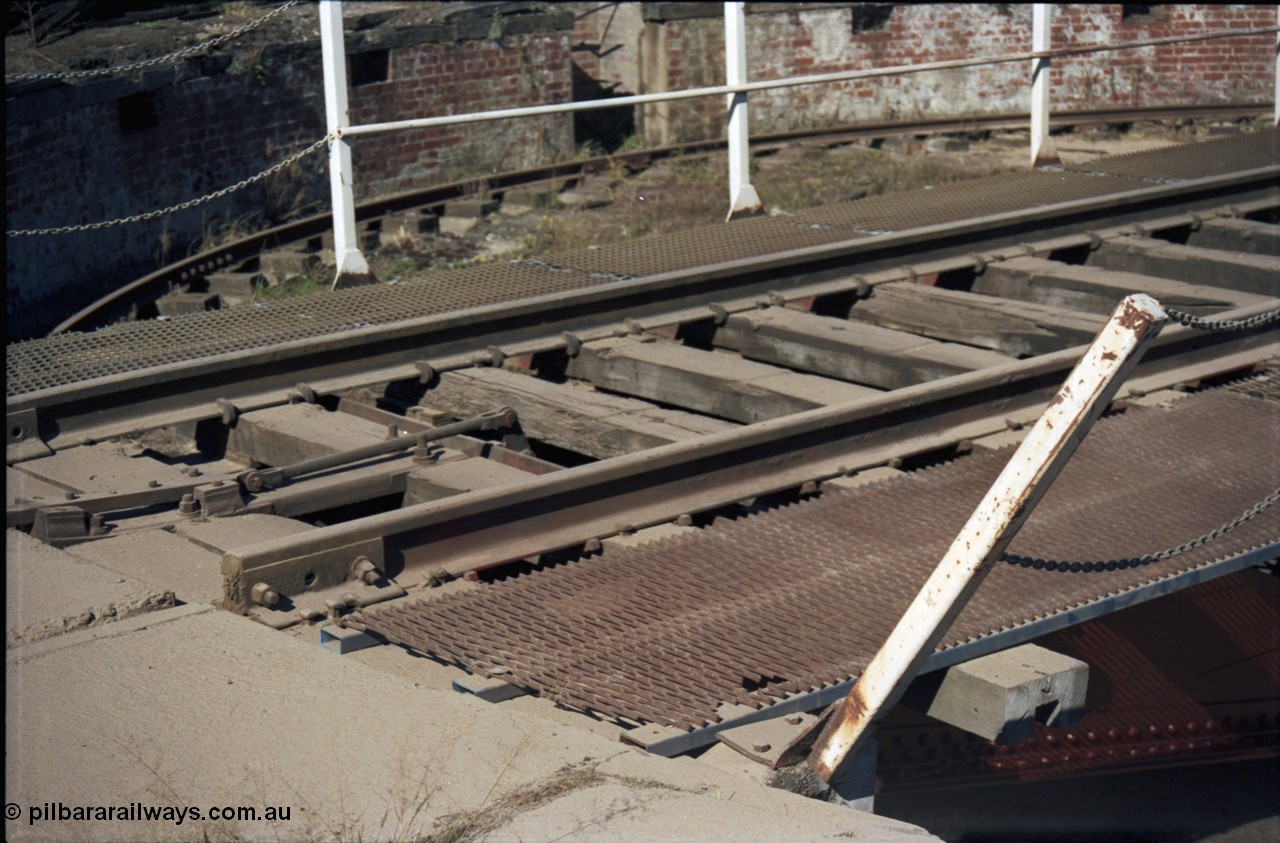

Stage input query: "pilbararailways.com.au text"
[{"left": 10, "top": 801, "right": 292, "bottom": 826}]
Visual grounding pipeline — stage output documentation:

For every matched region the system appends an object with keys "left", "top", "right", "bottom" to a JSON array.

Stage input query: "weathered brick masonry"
[
  {"left": 6, "top": 8, "right": 573, "bottom": 338},
  {"left": 573, "top": 3, "right": 1275, "bottom": 144}
]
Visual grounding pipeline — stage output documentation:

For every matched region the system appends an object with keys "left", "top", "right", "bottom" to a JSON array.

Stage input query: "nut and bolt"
[
  {"left": 89, "top": 513, "right": 106, "bottom": 536},
  {"left": 413, "top": 440, "right": 442, "bottom": 462},
  {"left": 251, "top": 582, "right": 280, "bottom": 608},
  {"left": 785, "top": 715, "right": 804, "bottom": 726},
  {"left": 752, "top": 742, "right": 772, "bottom": 753},
  {"left": 178, "top": 494, "right": 199, "bottom": 516},
  {"left": 675, "top": 514, "right": 693, "bottom": 527},
  {"left": 352, "top": 556, "right": 380, "bottom": 585}
]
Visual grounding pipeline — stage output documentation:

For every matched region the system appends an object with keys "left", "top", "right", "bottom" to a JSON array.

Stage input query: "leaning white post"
[
  {"left": 1030, "top": 4, "right": 1057, "bottom": 167},
  {"left": 319, "top": 0, "right": 374, "bottom": 289},
  {"left": 807, "top": 294, "right": 1168, "bottom": 785},
  {"left": 724, "top": 2, "right": 761, "bottom": 220}
]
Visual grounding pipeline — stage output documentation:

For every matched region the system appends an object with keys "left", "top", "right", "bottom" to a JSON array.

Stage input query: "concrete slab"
[
  {"left": 171, "top": 513, "right": 315, "bottom": 552},
  {"left": 64, "top": 528, "right": 223, "bottom": 605},
  {"left": 6, "top": 530, "right": 174, "bottom": 649},
  {"left": 16, "top": 442, "right": 196, "bottom": 494},
  {"left": 402, "top": 457, "right": 534, "bottom": 506},
  {"left": 5, "top": 607, "right": 936, "bottom": 842},
  {"left": 6, "top": 466, "right": 68, "bottom": 505}
]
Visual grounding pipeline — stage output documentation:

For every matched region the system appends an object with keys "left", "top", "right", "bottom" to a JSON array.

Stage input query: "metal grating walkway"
[
  {"left": 8, "top": 129, "right": 1276, "bottom": 399},
  {"left": 350, "top": 388, "right": 1280, "bottom": 731}
]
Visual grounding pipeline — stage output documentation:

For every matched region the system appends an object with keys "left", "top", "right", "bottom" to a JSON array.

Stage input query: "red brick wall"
[
  {"left": 574, "top": 3, "right": 1275, "bottom": 143},
  {"left": 6, "top": 29, "right": 573, "bottom": 337}
]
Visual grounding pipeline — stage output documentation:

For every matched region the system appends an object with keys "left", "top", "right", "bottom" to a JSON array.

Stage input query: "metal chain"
[
  {"left": 1164, "top": 306, "right": 1280, "bottom": 333},
  {"left": 6, "top": 133, "right": 333, "bottom": 237},
  {"left": 1002, "top": 486, "right": 1280, "bottom": 573},
  {"left": 5, "top": 0, "right": 301, "bottom": 83}
]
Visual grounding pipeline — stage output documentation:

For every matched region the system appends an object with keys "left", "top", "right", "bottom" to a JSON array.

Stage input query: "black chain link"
[
  {"left": 1165, "top": 306, "right": 1280, "bottom": 332},
  {"left": 1002, "top": 487, "right": 1279, "bottom": 573}
]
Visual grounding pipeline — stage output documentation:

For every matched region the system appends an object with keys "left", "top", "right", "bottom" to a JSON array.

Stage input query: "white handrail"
[
  {"left": 334, "top": 25, "right": 1279, "bottom": 138},
  {"left": 318, "top": 0, "right": 1279, "bottom": 268}
]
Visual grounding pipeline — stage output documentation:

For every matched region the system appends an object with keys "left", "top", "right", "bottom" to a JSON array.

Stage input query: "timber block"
[
  {"left": 157, "top": 291, "right": 219, "bottom": 317},
  {"left": 444, "top": 199, "right": 498, "bottom": 219},
  {"left": 258, "top": 249, "right": 321, "bottom": 283},
  {"left": 903, "top": 643, "right": 1087, "bottom": 744},
  {"left": 402, "top": 457, "right": 533, "bottom": 506},
  {"left": 226, "top": 403, "right": 391, "bottom": 468},
  {"left": 206, "top": 271, "right": 265, "bottom": 299}
]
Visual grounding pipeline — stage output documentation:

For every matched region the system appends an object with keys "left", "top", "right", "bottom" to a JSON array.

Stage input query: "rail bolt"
[
  {"left": 178, "top": 494, "right": 199, "bottom": 516},
  {"left": 251, "top": 582, "right": 280, "bottom": 608},
  {"left": 352, "top": 556, "right": 380, "bottom": 585}
]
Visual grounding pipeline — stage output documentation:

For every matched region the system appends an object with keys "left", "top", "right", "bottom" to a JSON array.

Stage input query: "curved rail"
[{"left": 50, "top": 104, "right": 1268, "bottom": 335}]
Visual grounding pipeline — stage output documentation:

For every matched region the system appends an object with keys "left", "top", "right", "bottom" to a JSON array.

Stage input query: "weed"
[
  {"left": 194, "top": 211, "right": 262, "bottom": 254},
  {"left": 425, "top": 762, "right": 606, "bottom": 843},
  {"left": 220, "top": 1, "right": 259, "bottom": 20},
  {"left": 256, "top": 271, "right": 327, "bottom": 302}
]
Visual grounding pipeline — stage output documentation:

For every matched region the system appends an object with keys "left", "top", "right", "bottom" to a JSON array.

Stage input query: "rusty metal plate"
[
  {"left": 791, "top": 171, "right": 1151, "bottom": 234},
  {"left": 534, "top": 215, "right": 869, "bottom": 278},
  {"left": 351, "top": 388, "right": 1279, "bottom": 732},
  {"left": 1062, "top": 129, "right": 1279, "bottom": 181},
  {"left": 6, "top": 261, "right": 610, "bottom": 397}
]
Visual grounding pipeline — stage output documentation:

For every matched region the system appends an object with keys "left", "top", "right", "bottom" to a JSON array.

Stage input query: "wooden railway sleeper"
[{"left": 237, "top": 407, "right": 517, "bottom": 492}]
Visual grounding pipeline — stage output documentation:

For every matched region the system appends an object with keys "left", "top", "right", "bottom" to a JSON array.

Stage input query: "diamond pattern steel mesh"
[
  {"left": 351, "top": 390, "right": 1280, "bottom": 731},
  {"left": 1062, "top": 129, "right": 1279, "bottom": 181},
  {"left": 10, "top": 129, "right": 1276, "bottom": 398}
]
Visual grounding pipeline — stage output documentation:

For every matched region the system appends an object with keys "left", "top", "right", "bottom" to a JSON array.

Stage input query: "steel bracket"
[
  {"left": 223, "top": 536, "right": 385, "bottom": 615},
  {"left": 194, "top": 481, "right": 244, "bottom": 517},
  {"left": 30, "top": 505, "right": 88, "bottom": 546}
]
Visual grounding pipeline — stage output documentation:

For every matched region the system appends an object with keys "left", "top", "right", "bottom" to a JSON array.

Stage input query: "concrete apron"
[{"left": 5, "top": 597, "right": 937, "bottom": 842}]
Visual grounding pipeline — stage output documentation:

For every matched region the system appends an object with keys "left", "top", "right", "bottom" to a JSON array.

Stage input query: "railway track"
[
  {"left": 48, "top": 104, "right": 1271, "bottom": 335},
  {"left": 7, "top": 128, "right": 1279, "bottom": 784}
]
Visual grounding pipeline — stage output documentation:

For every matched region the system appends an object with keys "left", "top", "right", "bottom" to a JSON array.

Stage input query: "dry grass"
[{"left": 424, "top": 762, "right": 606, "bottom": 843}]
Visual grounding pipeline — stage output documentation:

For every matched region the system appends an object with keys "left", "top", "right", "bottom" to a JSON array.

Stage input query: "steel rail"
[
  {"left": 47, "top": 104, "right": 1270, "bottom": 335},
  {"left": 219, "top": 298, "right": 1279, "bottom": 612},
  {"left": 13, "top": 166, "right": 1278, "bottom": 456}
]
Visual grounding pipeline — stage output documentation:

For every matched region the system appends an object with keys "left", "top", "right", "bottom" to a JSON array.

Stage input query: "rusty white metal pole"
[
  {"left": 319, "top": 0, "right": 374, "bottom": 289},
  {"left": 807, "top": 294, "right": 1168, "bottom": 784},
  {"left": 724, "top": 1, "right": 762, "bottom": 220},
  {"left": 1030, "top": 4, "right": 1058, "bottom": 167}
]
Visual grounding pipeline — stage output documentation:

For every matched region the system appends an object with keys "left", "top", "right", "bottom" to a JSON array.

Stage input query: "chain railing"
[
  {"left": 4, "top": 0, "right": 301, "bottom": 84},
  {"left": 1165, "top": 306, "right": 1280, "bottom": 332},
  {"left": 5, "top": 133, "right": 332, "bottom": 237},
  {"left": 1003, "top": 487, "right": 1279, "bottom": 572},
  {"left": 1002, "top": 311, "right": 1280, "bottom": 573}
]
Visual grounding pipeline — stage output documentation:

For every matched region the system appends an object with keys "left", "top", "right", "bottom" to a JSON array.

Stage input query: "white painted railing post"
[
  {"left": 724, "top": 2, "right": 762, "bottom": 220},
  {"left": 807, "top": 294, "right": 1169, "bottom": 785},
  {"left": 1274, "top": 7, "right": 1279, "bottom": 126},
  {"left": 1030, "top": 3, "right": 1057, "bottom": 167},
  {"left": 319, "top": 0, "right": 374, "bottom": 289}
]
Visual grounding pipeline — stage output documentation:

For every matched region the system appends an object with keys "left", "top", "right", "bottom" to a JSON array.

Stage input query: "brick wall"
[
  {"left": 6, "top": 17, "right": 573, "bottom": 338},
  {"left": 572, "top": 3, "right": 1275, "bottom": 144}
]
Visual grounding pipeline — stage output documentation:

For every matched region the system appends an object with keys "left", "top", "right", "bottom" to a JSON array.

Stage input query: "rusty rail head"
[{"left": 806, "top": 293, "right": 1168, "bottom": 783}]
